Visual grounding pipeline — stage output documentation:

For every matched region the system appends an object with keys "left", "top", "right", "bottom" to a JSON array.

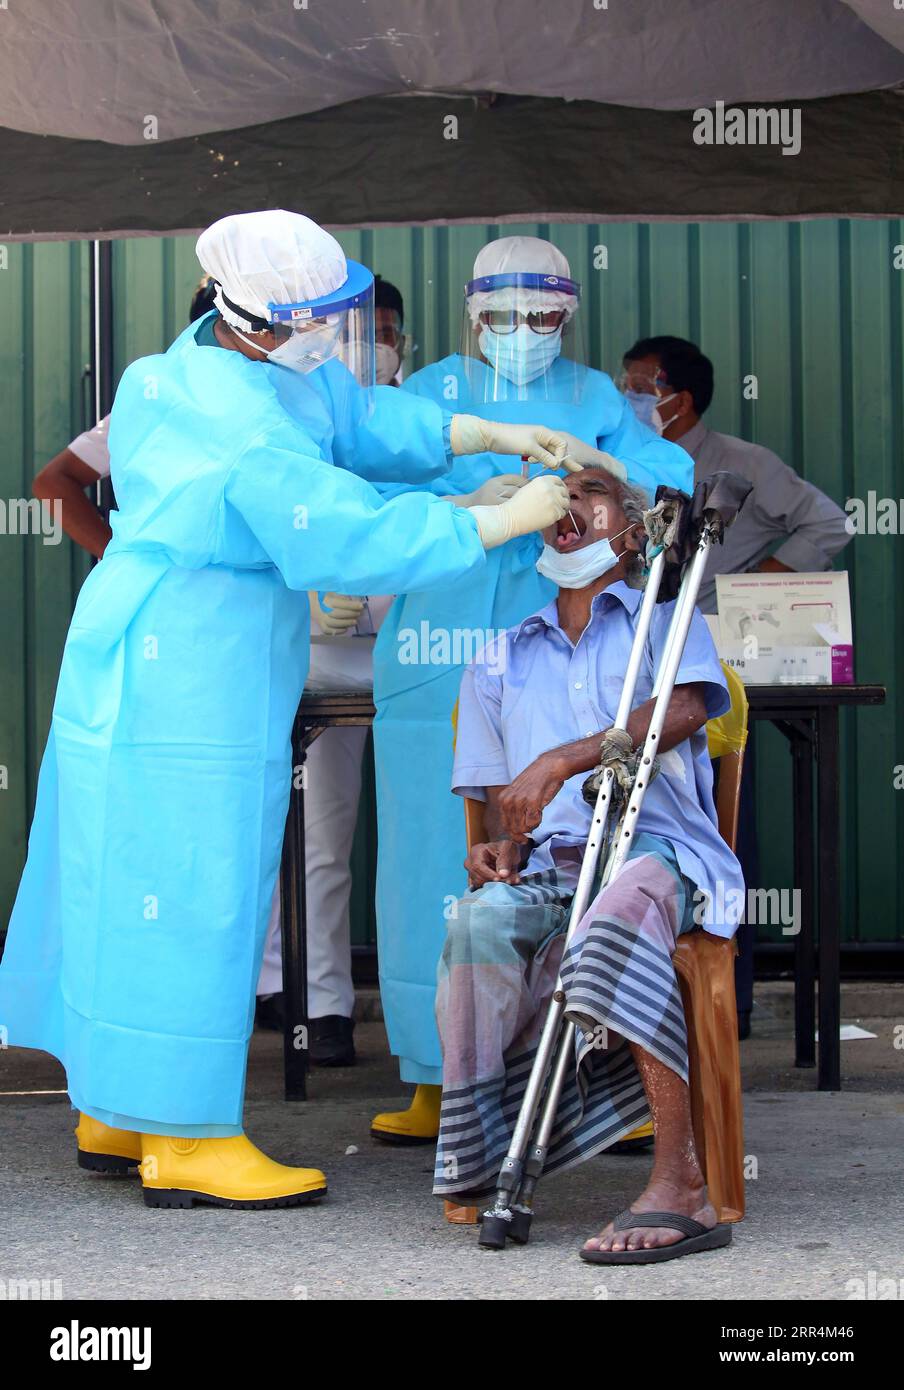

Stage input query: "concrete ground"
[{"left": 1, "top": 985, "right": 902, "bottom": 1301}]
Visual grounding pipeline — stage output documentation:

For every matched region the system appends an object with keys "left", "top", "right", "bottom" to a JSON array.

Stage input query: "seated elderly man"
[{"left": 434, "top": 464, "right": 744, "bottom": 1265}]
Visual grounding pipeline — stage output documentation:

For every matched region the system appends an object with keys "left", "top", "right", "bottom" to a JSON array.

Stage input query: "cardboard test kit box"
[{"left": 707, "top": 572, "right": 854, "bottom": 686}]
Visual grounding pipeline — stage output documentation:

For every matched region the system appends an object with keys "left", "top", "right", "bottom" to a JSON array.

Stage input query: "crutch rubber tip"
[
  {"left": 507, "top": 1209, "right": 533, "bottom": 1245},
  {"left": 478, "top": 1214, "right": 509, "bottom": 1249}
]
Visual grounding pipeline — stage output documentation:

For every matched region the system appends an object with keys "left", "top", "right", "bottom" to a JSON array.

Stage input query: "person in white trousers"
[
  {"left": 255, "top": 593, "right": 394, "bottom": 1063},
  {"left": 255, "top": 276, "right": 408, "bottom": 1065}
]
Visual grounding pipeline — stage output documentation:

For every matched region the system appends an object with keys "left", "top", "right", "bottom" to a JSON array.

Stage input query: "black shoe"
[
  {"left": 737, "top": 1009, "right": 751, "bottom": 1041},
  {"left": 310, "top": 1015, "right": 356, "bottom": 1067},
  {"left": 255, "top": 992, "right": 285, "bottom": 1032}
]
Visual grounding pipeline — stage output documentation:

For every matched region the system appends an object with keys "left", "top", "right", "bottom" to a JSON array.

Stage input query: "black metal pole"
[
  {"left": 90, "top": 240, "right": 116, "bottom": 521},
  {"left": 280, "top": 717, "right": 310, "bottom": 1101},
  {"left": 816, "top": 706, "right": 842, "bottom": 1091},
  {"left": 792, "top": 724, "right": 816, "bottom": 1068}
]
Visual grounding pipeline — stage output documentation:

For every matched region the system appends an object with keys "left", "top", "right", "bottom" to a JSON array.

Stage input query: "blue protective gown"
[
  {"left": 0, "top": 318, "right": 487, "bottom": 1135},
  {"left": 372, "top": 353, "right": 695, "bottom": 1084}
]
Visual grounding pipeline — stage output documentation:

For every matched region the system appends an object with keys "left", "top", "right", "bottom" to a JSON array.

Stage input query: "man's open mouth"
[{"left": 555, "top": 510, "right": 587, "bottom": 551}]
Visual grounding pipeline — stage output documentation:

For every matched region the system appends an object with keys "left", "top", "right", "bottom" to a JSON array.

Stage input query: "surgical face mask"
[
  {"left": 232, "top": 320, "right": 343, "bottom": 375},
  {"left": 374, "top": 341, "right": 402, "bottom": 385},
  {"left": 269, "top": 320, "right": 344, "bottom": 373},
  {"left": 624, "top": 389, "right": 678, "bottom": 436},
  {"left": 479, "top": 323, "right": 562, "bottom": 386},
  {"left": 536, "top": 524, "right": 633, "bottom": 589}
]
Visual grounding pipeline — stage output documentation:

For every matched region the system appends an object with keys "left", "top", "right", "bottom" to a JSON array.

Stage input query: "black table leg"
[
  {"left": 280, "top": 719, "right": 309, "bottom": 1101},
  {"left": 816, "top": 706, "right": 841, "bottom": 1091},
  {"left": 792, "top": 724, "right": 816, "bottom": 1067}
]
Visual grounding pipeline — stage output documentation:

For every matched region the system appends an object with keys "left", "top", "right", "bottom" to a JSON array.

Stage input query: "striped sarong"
[{"left": 433, "top": 833, "right": 697, "bottom": 1198}]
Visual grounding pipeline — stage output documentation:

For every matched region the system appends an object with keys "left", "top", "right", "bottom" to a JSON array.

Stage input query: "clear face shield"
[
  {"left": 266, "top": 258, "right": 376, "bottom": 428},
  {"left": 458, "top": 271, "right": 586, "bottom": 407},
  {"left": 614, "top": 359, "right": 677, "bottom": 436}
]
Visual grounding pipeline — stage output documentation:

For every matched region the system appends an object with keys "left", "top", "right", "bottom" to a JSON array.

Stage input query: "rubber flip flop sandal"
[{"left": 579, "top": 1208, "right": 732, "bottom": 1265}]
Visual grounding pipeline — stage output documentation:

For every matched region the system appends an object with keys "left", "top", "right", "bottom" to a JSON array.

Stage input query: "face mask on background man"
[
  {"left": 374, "top": 341, "right": 402, "bottom": 385},
  {"left": 624, "top": 389, "right": 678, "bottom": 436}
]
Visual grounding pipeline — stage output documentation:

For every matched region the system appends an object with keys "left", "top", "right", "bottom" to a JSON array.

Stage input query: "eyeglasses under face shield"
[
  {"left": 459, "top": 271, "right": 586, "bottom": 405},
  {"left": 615, "top": 364, "right": 671, "bottom": 397},
  {"left": 476, "top": 307, "right": 569, "bottom": 336}
]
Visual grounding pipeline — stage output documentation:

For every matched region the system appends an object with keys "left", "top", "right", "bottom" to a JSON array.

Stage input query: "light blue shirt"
[{"left": 453, "top": 580, "right": 745, "bottom": 937}]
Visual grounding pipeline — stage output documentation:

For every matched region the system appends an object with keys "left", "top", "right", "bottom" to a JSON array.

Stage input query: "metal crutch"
[
  {"left": 479, "top": 477, "right": 748, "bottom": 1249},
  {"left": 500, "top": 557, "right": 708, "bottom": 1245},
  {"left": 476, "top": 500, "right": 683, "bottom": 1249}
]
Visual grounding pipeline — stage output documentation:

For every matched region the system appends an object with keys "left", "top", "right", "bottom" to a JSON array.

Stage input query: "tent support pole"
[{"left": 89, "top": 240, "right": 115, "bottom": 521}]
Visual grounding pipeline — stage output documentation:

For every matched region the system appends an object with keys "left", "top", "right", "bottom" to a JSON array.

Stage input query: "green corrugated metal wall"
[
  {"left": 0, "top": 241, "right": 94, "bottom": 932},
  {"left": 2, "top": 221, "right": 902, "bottom": 946}
]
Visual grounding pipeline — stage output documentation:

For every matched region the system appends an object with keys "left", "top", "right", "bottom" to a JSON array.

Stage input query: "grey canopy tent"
[
  {"left": 3, "top": 0, "right": 901, "bottom": 508},
  {"left": 1, "top": 0, "right": 903, "bottom": 238}
]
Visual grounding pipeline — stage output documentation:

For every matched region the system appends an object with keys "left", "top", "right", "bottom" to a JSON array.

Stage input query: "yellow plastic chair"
[
  {"left": 672, "top": 661, "right": 748, "bottom": 1222},
  {"left": 706, "top": 662, "right": 749, "bottom": 851}
]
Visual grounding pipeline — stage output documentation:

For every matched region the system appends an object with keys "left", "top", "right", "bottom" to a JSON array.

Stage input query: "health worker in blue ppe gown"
[
  {"left": 0, "top": 210, "right": 578, "bottom": 1210},
  {"left": 370, "top": 236, "right": 694, "bottom": 1145}
]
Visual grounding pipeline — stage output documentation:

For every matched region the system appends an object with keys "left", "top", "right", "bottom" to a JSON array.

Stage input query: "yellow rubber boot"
[
  {"left": 139, "top": 1133, "right": 327, "bottom": 1209},
  {"left": 74, "top": 1112, "right": 141, "bottom": 1178},
  {"left": 371, "top": 1083, "right": 442, "bottom": 1145},
  {"left": 75, "top": 1113, "right": 142, "bottom": 1175}
]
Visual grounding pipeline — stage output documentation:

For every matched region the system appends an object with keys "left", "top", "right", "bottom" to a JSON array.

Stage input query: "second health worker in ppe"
[{"left": 371, "top": 236, "right": 694, "bottom": 1145}]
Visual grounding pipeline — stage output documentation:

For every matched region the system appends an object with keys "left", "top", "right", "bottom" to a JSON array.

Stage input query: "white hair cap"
[
  {"left": 196, "top": 210, "right": 348, "bottom": 331},
  {"left": 473, "top": 236, "right": 571, "bottom": 281},
  {"left": 467, "top": 236, "right": 579, "bottom": 325}
]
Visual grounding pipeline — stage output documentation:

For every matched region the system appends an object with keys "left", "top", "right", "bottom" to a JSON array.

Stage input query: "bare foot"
[{"left": 583, "top": 1176, "right": 717, "bottom": 1254}]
